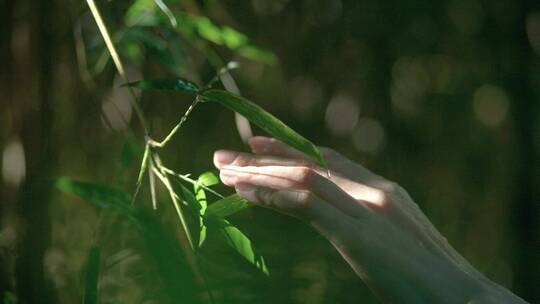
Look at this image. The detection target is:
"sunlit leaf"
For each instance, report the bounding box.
[126,79,199,94]
[207,217,269,275]
[149,157,158,210]
[201,89,327,167]
[82,245,100,304]
[134,144,149,194]
[198,171,219,187]
[206,194,252,219]
[175,13,277,64]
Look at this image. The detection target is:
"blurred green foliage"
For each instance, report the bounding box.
[1,0,540,303]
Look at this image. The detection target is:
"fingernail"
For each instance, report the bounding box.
[213,150,238,168]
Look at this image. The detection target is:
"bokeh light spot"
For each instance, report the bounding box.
[472,84,509,127]
[352,118,385,154]
[2,139,26,188]
[325,94,359,136]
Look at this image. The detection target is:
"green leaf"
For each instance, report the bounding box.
[3,291,17,304]
[135,145,150,193]
[55,177,131,212]
[201,89,327,167]
[125,0,159,27]
[130,207,201,303]
[55,177,201,303]
[175,13,277,64]
[207,217,269,275]
[153,0,177,28]
[198,171,219,187]
[206,194,252,219]
[125,79,199,94]
[82,246,100,304]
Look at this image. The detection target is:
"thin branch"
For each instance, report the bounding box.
[86,0,149,134]
[149,95,202,148]
[160,166,224,198]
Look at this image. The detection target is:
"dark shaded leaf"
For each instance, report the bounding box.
[201,89,327,167]
[55,178,201,303]
[55,177,131,212]
[83,246,100,304]
[206,217,269,275]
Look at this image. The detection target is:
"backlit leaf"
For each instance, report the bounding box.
[201,89,327,167]
[205,194,252,219]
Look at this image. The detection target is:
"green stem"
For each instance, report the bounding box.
[151,164,195,249]
[160,166,224,198]
[86,0,149,134]
[149,95,202,148]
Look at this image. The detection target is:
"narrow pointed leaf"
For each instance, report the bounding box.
[55,178,201,302]
[198,171,219,187]
[206,194,252,219]
[83,245,100,304]
[149,157,158,210]
[207,217,269,275]
[55,177,131,212]
[137,144,149,185]
[125,79,199,94]
[153,0,177,27]
[201,89,326,167]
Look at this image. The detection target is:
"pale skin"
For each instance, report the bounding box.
[213,136,528,304]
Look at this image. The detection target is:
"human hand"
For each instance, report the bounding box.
[213,136,527,303]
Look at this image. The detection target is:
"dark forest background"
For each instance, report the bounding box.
[1,0,540,303]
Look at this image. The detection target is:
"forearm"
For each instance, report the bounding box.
[307,205,528,303]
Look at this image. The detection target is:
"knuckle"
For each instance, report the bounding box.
[256,187,273,205]
[295,191,315,207]
[296,166,316,185]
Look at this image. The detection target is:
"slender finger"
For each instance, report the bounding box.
[214,149,311,170]
[220,165,369,218]
[234,183,317,218]
[249,136,309,160]
[249,136,382,185]
[234,183,361,256]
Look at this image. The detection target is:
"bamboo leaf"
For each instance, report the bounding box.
[82,245,100,304]
[201,89,327,167]
[153,0,177,27]
[206,194,252,219]
[198,171,219,187]
[194,179,207,248]
[55,177,131,212]
[125,79,199,94]
[207,217,269,275]
[175,13,277,64]
[137,144,149,186]
[55,178,201,302]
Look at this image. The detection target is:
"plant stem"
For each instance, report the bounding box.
[149,95,202,148]
[160,166,224,198]
[151,164,195,249]
[86,0,149,134]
